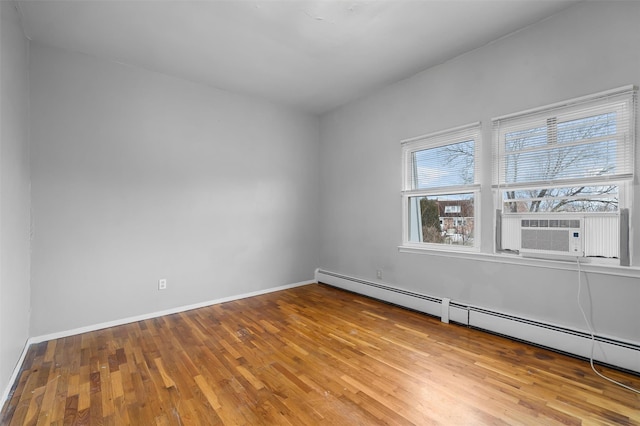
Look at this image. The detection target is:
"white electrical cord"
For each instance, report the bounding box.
[576,257,640,394]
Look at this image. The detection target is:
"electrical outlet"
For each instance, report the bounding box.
[376,269,382,279]
[158,279,167,290]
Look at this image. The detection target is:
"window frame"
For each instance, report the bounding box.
[401,122,482,252]
[491,85,637,263]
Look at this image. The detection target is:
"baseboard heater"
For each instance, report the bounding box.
[316,269,640,374]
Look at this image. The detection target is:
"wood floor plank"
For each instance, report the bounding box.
[2,283,639,425]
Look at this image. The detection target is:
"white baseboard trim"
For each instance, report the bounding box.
[2,279,314,408]
[0,341,31,410]
[30,279,314,344]
[317,269,640,374]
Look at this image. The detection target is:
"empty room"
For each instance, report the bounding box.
[1,0,639,424]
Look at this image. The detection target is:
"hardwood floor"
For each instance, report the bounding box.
[1,283,639,425]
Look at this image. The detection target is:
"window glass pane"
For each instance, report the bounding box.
[408,193,475,246]
[504,140,618,184]
[412,140,474,189]
[505,126,546,151]
[557,112,616,143]
[502,185,618,213]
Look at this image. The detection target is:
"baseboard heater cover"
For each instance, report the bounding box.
[468,308,640,374]
[317,269,640,374]
[317,269,442,317]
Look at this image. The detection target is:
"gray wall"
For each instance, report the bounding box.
[0,1,31,396]
[319,1,640,342]
[29,43,320,336]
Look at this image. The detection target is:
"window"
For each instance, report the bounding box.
[493,86,636,261]
[402,123,481,250]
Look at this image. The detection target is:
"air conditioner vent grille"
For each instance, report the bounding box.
[521,229,570,252]
[521,219,580,228]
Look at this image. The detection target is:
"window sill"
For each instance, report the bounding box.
[401,242,479,253]
[397,245,640,278]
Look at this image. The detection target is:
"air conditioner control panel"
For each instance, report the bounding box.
[569,231,582,254]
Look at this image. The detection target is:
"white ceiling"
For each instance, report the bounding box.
[15,0,580,114]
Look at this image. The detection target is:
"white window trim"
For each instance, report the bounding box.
[401,122,481,252]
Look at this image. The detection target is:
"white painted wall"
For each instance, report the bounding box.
[29,43,320,336]
[0,1,31,398]
[319,2,640,343]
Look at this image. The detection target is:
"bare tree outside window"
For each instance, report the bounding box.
[501,112,619,213]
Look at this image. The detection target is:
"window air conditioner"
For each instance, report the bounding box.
[519,216,583,259]
[498,211,627,263]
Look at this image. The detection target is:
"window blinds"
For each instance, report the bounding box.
[401,122,481,193]
[492,86,637,190]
